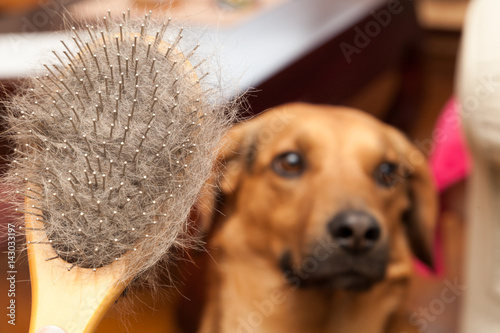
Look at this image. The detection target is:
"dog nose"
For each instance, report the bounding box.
[328,210,381,254]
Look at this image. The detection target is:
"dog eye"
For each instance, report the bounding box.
[374,162,399,187]
[272,152,305,178]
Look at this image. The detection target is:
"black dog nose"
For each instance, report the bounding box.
[328,210,381,254]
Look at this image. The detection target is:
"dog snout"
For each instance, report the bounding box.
[328,210,381,254]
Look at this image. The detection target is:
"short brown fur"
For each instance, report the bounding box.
[198,103,437,333]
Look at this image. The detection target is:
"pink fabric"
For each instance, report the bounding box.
[429,97,471,192]
[415,97,471,276]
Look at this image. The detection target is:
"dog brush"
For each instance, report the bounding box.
[2,12,235,333]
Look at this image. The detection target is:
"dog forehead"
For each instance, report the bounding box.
[254,104,387,149]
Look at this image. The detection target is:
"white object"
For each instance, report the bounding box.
[457,0,500,331]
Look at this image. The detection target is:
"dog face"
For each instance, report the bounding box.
[202,103,437,292]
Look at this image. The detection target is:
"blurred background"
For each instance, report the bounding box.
[0,0,469,332]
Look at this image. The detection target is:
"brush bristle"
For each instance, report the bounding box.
[2,13,237,281]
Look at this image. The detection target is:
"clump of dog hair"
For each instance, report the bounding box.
[1,13,238,284]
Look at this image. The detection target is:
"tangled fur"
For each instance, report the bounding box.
[2,13,237,284]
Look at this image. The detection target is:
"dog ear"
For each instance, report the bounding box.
[388,128,438,270]
[197,122,255,233]
[217,124,253,195]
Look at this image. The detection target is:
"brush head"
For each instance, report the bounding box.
[3,14,237,283]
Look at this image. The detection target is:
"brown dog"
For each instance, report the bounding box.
[198,103,437,333]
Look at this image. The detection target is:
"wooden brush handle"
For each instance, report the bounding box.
[25,197,130,333]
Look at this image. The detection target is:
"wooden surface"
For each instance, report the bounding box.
[416,0,469,31]
[244,0,423,132]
